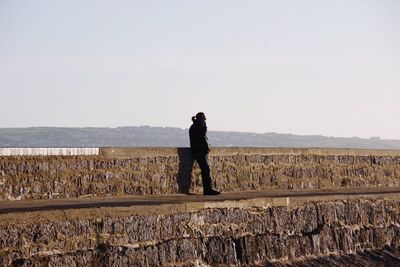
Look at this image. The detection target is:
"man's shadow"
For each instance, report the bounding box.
[177,147,194,194]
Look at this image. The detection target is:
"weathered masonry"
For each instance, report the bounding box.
[0,192,399,266]
[0,147,399,266]
[1,147,400,200]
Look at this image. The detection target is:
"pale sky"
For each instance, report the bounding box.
[0,0,399,139]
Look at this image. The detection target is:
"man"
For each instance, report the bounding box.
[189,112,220,195]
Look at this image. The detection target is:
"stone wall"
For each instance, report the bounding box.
[0,148,99,156]
[0,197,399,266]
[1,148,400,200]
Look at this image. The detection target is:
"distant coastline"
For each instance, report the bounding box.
[0,126,399,149]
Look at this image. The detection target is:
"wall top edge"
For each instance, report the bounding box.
[2,147,400,157]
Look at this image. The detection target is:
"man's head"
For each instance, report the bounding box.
[195,112,206,121]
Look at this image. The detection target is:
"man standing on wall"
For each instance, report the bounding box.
[189,112,221,195]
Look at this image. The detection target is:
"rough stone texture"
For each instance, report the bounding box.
[1,148,400,200]
[0,198,399,266]
[267,245,400,266]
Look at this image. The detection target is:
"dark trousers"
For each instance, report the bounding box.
[192,152,212,190]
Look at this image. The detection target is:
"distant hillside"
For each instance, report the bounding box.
[0,126,400,149]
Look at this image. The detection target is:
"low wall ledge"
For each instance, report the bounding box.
[1,147,400,156]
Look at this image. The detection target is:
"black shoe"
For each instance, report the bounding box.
[204,189,220,195]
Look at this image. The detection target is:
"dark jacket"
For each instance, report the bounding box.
[189,121,210,154]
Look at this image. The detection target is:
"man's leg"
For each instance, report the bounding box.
[195,153,212,191]
[195,153,220,195]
